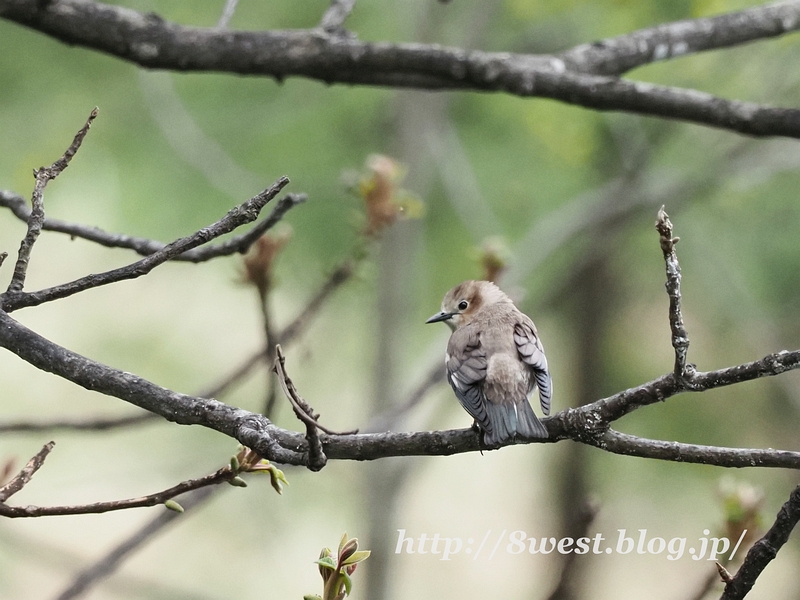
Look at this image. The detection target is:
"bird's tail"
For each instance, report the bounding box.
[482,400,548,446]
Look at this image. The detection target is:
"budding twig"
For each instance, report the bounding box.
[0,443,240,518]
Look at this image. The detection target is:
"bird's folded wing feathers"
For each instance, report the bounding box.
[446,331,490,433]
[513,321,552,415]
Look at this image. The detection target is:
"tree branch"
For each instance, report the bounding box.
[3,1,800,138]
[54,487,218,600]
[560,1,800,76]
[0,413,157,433]
[0,189,305,261]
[0,177,291,312]
[319,0,356,34]
[656,206,691,381]
[721,484,800,599]
[0,463,235,518]
[6,108,97,294]
[2,300,799,467]
[0,441,54,501]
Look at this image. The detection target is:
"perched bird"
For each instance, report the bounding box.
[426,280,552,445]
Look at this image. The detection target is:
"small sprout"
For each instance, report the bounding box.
[164,499,184,513]
[310,534,370,600]
[228,476,248,488]
[348,154,423,238]
[228,447,288,494]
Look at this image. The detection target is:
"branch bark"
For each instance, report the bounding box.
[3,1,800,138]
[1,303,799,468]
[0,177,291,312]
[720,484,800,599]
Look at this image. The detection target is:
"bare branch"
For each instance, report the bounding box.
[593,429,800,470]
[0,177,290,312]
[207,255,359,405]
[4,1,800,138]
[279,257,357,344]
[55,486,218,600]
[721,484,800,599]
[6,108,97,294]
[2,302,800,468]
[273,345,358,470]
[0,413,157,433]
[560,1,800,76]
[0,190,304,262]
[0,441,55,501]
[0,464,235,518]
[656,206,690,381]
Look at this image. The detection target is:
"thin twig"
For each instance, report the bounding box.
[319,0,356,33]
[0,413,157,433]
[656,206,690,382]
[0,191,303,265]
[0,251,7,269]
[0,441,55,502]
[279,258,357,344]
[216,0,238,28]
[205,256,358,405]
[0,463,235,518]
[273,346,325,471]
[6,108,97,294]
[0,177,291,312]
[54,486,219,600]
[720,484,800,599]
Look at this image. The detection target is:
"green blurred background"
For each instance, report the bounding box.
[2,0,800,598]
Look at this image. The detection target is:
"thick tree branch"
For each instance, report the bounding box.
[3,1,800,138]
[2,303,799,467]
[6,108,97,294]
[721,484,800,599]
[0,177,291,312]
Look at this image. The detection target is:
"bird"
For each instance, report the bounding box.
[426,280,552,445]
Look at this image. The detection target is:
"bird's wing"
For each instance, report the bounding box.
[513,320,552,415]
[445,330,490,433]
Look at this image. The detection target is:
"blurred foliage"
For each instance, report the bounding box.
[2,0,800,599]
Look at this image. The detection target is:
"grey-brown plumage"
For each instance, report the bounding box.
[426,280,552,445]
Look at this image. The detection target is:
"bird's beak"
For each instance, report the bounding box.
[426,311,454,324]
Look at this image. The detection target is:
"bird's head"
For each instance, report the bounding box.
[425,280,509,330]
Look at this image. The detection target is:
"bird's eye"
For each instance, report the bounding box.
[457,300,468,311]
